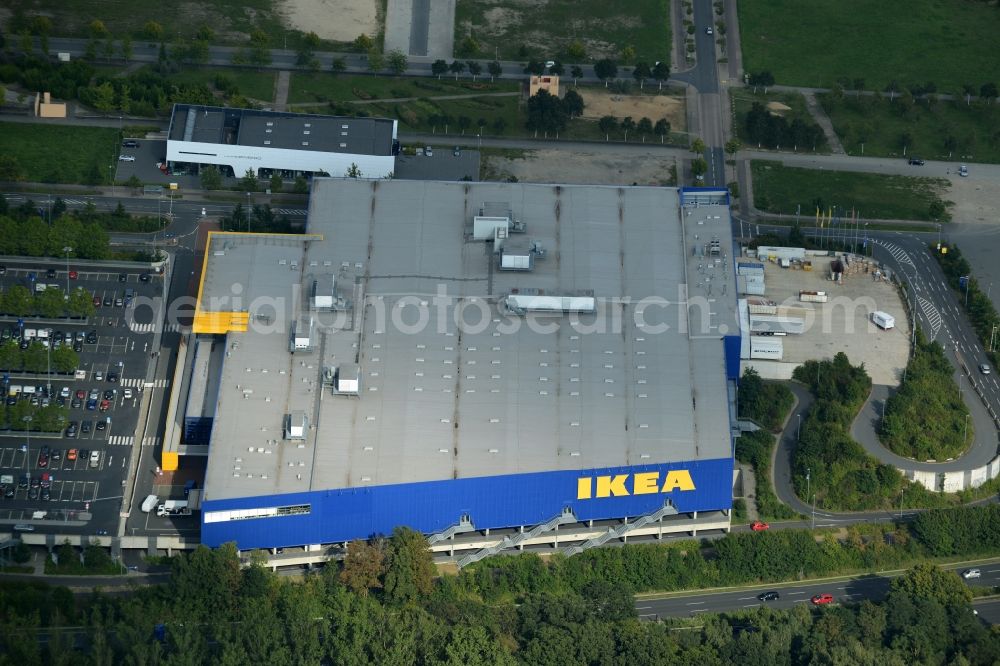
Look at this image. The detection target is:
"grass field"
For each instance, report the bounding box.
[820,94,1000,163]
[168,67,277,103]
[287,74,518,105]
[738,0,1000,90]
[0,122,118,185]
[751,160,951,221]
[730,88,829,151]
[4,0,364,50]
[455,0,670,63]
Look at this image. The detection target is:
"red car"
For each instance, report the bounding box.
[75,389,86,400]
[99,399,110,412]
[68,270,78,279]
[92,295,102,307]
[811,593,834,605]
[751,521,770,531]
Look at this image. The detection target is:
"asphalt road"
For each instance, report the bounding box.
[635,559,1000,619]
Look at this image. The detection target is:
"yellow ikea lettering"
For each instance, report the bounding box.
[660,470,695,492]
[595,475,629,497]
[576,470,696,500]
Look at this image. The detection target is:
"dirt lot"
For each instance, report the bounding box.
[579,89,686,130]
[946,173,1000,225]
[483,146,683,186]
[281,0,379,41]
[744,254,909,385]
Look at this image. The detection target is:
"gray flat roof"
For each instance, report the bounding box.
[168,104,395,156]
[202,181,737,501]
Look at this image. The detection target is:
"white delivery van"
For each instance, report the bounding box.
[871,311,895,330]
[141,494,159,513]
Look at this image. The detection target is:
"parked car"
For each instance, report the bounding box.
[75,389,86,400]
[139,272,152,282]
[81,421,91,434]
[757,590,780,601]
[103,296,112,307]
[93,295,102,307]
[119,273,127,282]
[67,448,78,461]
[86,398,97,411]
[123,140,139,148]
[46,268,57,278]
[65,422,78,437]
[107,372,118,383]
[68,270,78,279]
[96,419,107,431]
[118,154,136,162]
[86,331,98,344]
[811,593,834,605]
[89,450,101,468]
[751,521,770,531]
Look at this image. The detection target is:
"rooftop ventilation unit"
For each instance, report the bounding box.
[310,276,337,310]
[332,364,361,396]
[284,411,307,440]
[501,288,596,315]
[290,315,314,353]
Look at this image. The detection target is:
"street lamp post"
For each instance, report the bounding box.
[899,488,904,519]
[22,415,33,474]
[246,191,252,232]
[63,246,72,297]
[964,413,971,445]
[806,467,811,504]
[797,414,801,441]
[811,493,816,530]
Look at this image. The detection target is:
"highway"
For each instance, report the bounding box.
[635,558,1000,619]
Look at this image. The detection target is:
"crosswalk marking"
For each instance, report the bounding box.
[164,323,186,333]
[917,294,942,338]
[273,208,307,215]
[120,378,170,388]
[128,322,157,334]
[142,436,161,447]
[109,435,133,446]
[874,240,914,268]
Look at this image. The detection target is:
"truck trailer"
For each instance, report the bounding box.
[157,500,191,517]
[871,311,895,330]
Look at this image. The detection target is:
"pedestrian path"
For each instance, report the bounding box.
[128,322,156,334]
[142,436,161,447]
[109,435,133,446]
[802,92,845,154]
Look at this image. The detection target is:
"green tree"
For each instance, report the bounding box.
[526,89,568,134]
[690,137,706,154]
[387,49,408,75]
[890,562,972,608]
[37,287,66,318]
[443,626,516,666]
[339,538,386,596]
[354,34,373,52]
[383,527,434,605]
[89,19,108,38]
[652,61,670,89]
[0,156,25,182]
[121,35,133,62]
[331,56,347,76]
[598,115,617,140]
[67,287,95,318]
[620,116,635,140]
[488,60,502,82]
[467,60,482,80]
[269,172,283,192]
[240,168,259,192]
[345,163,362,178]
[632,61,651,88]
[457,35,479,57]
[367,48,385,75]
[594,58,617,86]
[124,174,142,193]
[562,89,584,117]
[432,59,448,79]
[5,286,36,316]
[449,60,465,79]
[142,21,164,40]
[293,176,309,194]
[654,118,671,143]
[637,116,653,137]
[200,165,223,191]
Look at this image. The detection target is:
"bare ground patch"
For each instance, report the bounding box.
[579,89,686,130]
[484,147,679,187]
[280,0,379,41]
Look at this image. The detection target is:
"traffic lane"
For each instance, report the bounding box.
[743,151,1000,182]
[973,598,1000,625]
[636,564,1000,619]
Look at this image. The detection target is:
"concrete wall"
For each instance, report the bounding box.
[900,454,1000,493]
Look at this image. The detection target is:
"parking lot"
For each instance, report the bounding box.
[0,262,164,532]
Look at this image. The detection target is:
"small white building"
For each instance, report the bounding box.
[166,104,399,180]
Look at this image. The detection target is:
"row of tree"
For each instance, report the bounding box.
[880,328,970,460]
[0,214,110,260]
[0,399,70,433]
[743,101,827,151]
[597,115,672,141]
[933,242,1000,371]
[0,286,95,320]
[1,513,999,663]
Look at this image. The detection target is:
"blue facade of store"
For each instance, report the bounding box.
[201,457,734,550]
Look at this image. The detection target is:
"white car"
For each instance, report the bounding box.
[123,387,134,399]
[961,568,981,579]
[980,363,991,375]
[89,450,101,468]
[959,165,969,177]
[706,26,714,35]
[424,146,433,157]
[118,155,135,162]
[545,60,556,69]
